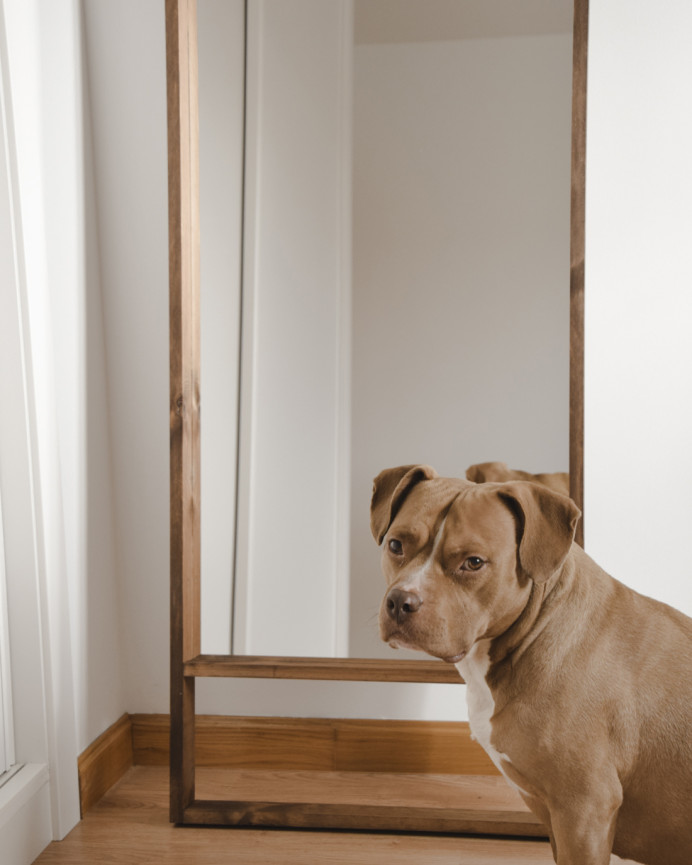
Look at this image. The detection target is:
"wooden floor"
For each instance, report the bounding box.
[34,766,637,864]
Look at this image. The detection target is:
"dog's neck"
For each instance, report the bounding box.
[486,545,581,670]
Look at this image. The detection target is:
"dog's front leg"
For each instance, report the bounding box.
[548,788,622,865]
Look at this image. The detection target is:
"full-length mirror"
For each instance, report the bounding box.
[197,0,575,659]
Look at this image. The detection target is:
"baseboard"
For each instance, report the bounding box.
[78,713,499,815]
[130,714,500,776]
[77,714,134,815]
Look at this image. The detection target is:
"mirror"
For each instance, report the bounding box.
[196,0,575,659]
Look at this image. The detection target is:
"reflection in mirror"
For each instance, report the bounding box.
[198,0,574,659]
[198,0,246,656]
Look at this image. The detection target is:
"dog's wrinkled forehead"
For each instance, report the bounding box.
[443,484,520,550]
[390,478,514,550]
[388,477,473,538]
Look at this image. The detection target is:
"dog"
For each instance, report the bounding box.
[465,460,570,497]
[372,464,692,865]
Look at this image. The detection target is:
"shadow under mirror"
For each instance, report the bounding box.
[198,0,574,660]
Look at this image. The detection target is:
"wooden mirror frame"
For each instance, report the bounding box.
[167,0,588,828]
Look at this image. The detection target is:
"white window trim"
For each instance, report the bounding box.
[0,0,81,857]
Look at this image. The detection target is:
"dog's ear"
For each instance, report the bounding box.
[370,465,438,545]
[497,482,581,583]
[466,461,509,484]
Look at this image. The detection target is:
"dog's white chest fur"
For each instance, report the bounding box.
[456,641,500,762]
[457,641,528,797]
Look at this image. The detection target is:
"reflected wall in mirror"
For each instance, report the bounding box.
[197,0,574,660]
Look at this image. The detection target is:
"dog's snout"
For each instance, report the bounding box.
[386,588,422,624]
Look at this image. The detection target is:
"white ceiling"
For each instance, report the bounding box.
[354,0,573,44]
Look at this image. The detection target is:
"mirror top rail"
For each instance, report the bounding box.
[184,654,464,684]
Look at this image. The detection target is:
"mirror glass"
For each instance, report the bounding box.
[198,0,574,659]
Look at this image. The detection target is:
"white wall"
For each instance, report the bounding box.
[354,0,573,43]
[350,34,572,658]
[584,0,692,617]
[82,0,169,716]
[233,0,352,657]
[72,3,127,756]
[197,0,245,655]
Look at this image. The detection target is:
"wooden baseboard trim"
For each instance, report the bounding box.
[78,714,134,816]
[79,713,499,816]
[130,714,500,776]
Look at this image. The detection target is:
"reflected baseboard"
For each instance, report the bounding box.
[131,713,497,774]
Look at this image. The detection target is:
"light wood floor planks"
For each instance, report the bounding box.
[34,766,637,864]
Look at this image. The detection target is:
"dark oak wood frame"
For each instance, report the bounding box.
[167,0,588,830]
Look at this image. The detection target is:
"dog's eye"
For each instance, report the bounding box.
[388,538,403,555]
[462,556,485,572]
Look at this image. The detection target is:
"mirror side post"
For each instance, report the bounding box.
[166,0,201,824]
[570,0,589,547]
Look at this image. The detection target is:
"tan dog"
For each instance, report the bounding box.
[466,460,570,496]
[372,464,692,865]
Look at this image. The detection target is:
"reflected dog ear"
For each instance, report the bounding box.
[497,482,581,583]
[466,461,510,484]
[370,464,438,545]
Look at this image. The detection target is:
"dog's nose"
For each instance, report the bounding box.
[386,588,422,623]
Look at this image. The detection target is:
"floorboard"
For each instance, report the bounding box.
[34,766,637,864]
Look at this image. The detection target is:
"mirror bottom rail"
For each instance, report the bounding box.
[179,799,547,837]
[183,654,464,684]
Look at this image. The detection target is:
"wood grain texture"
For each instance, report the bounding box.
[77,714,133,816]
[184,654,465,683]
[185,769,541,834]
[35,767,639,864]
[194,769,518,808]
[570,0,588,546]
[333,718,497,775]
[35,766,570,864]
[181,799,544,836]
[166,0,200,823]
[130,714,500,776]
